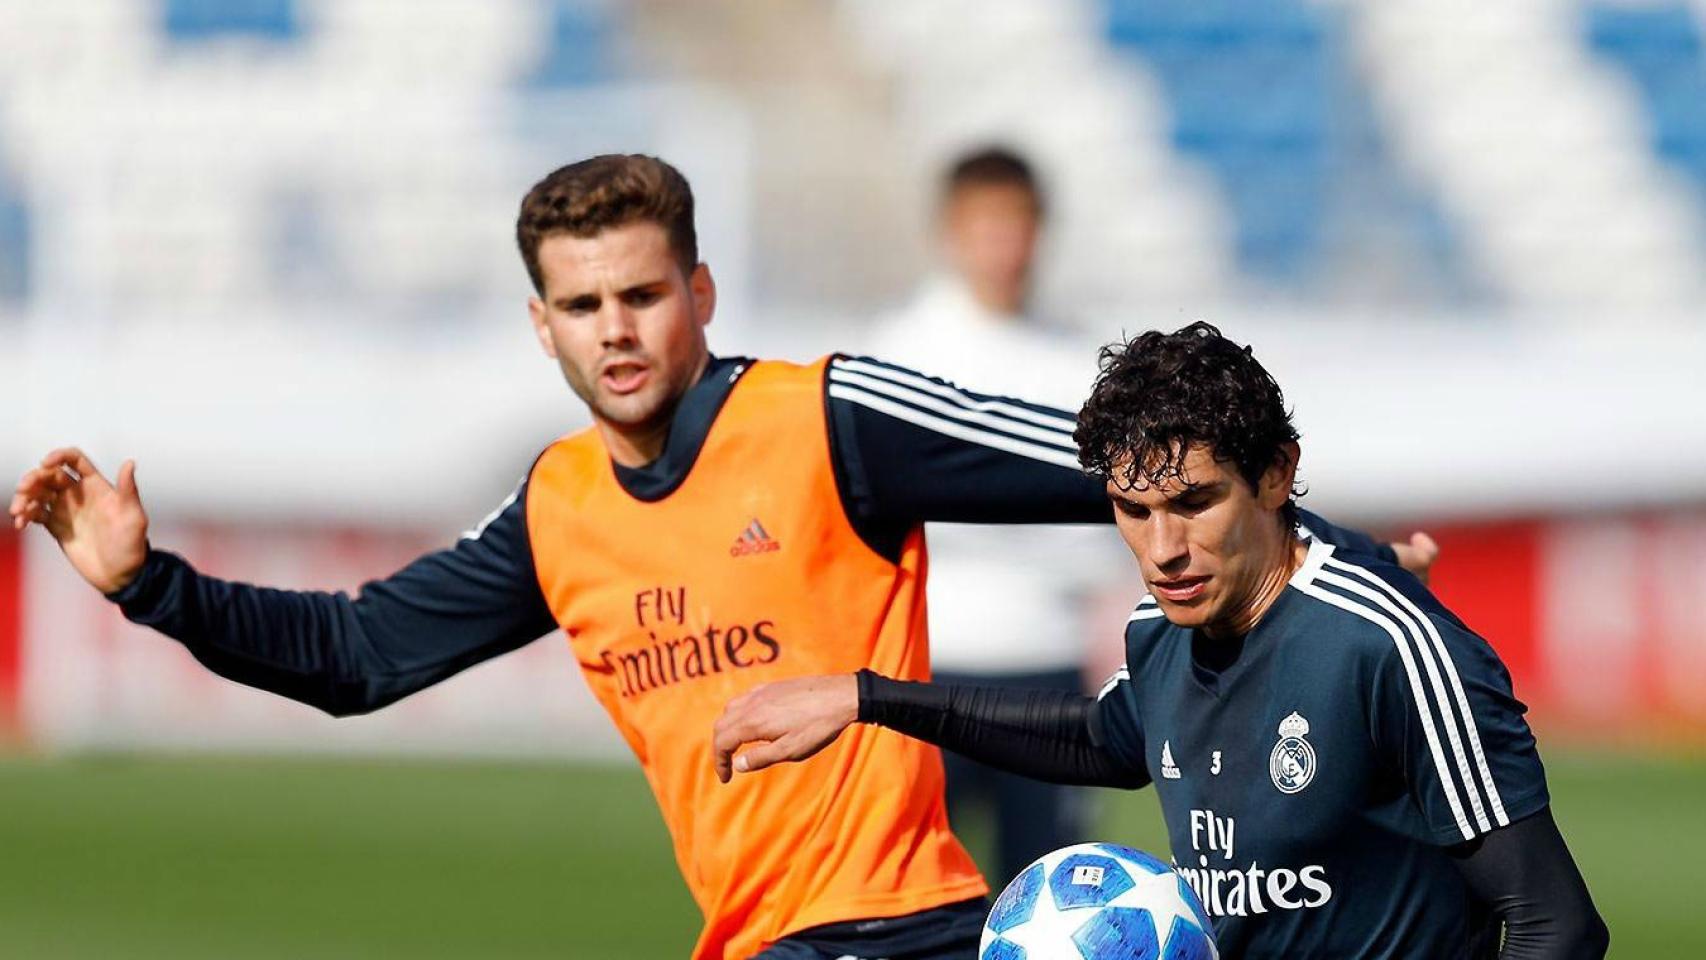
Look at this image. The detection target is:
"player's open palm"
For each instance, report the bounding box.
[9,448,148,595]
[713,674,859,783]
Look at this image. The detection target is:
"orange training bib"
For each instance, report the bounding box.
[526,357,985,959]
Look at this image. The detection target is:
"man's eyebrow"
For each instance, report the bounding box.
[556,292,600,309]
[1168,480,1224,498]
[1106,485,1149,507]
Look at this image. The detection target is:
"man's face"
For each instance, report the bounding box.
[1107,443,1296,635]
[941,182,1040,314]
[528,222,713,441]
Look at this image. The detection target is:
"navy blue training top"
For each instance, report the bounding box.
[1093,537,1549,958]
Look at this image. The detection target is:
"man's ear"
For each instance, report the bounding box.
[690,263,716,328]
[1260,441,1300,510]
[528,296,557,360]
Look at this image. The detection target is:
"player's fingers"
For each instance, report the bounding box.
[41,447,110,490]
[15,498,63,536]
[712,731,736,783]
[10,498,46,529]
[42,467,76,494]
[11,474,66,516]
[732,739,789,775]
[1410,530,1439,560]
[711,710,759,783]
[42,503,72,541]
[39,448,83,472]
[117,459,138,500]
[14,465,69,500]
[1399,530,1440,583]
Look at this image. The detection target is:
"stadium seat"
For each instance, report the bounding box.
[163,0,301,43]
[1100,0,1468,294]
[522,0,621,88]
[0,147,26,304]
[1587,4,1706,215]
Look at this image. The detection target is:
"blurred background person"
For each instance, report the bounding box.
[868,146,1116,887]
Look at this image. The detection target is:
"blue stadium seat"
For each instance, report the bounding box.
[1587,4,1706,215]
[163,0,301,42]
[0,170,28,305]
[523,0,619,88]
[1101,0,1469,294]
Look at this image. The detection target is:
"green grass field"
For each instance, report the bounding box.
[0,750,1696,957]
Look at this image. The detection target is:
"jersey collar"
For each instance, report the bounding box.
[610,354,754,502]
[1289,535,1336,590]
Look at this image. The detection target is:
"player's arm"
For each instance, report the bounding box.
[10,448,557,717]
[1448,808,1608,958]
[1365,584,1605,957]
[823,354,1437,577]
[712,669,1147,789]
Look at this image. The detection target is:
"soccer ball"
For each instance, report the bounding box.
[980,842,1218,960]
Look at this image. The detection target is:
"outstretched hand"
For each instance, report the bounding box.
[712,674,860,783]
[1390,531,1441,584]
[9,447,149,594]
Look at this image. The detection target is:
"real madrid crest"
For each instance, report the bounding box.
[1269,711,1316,794]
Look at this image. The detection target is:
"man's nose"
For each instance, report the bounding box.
[1148,514,1189,570]
[598,304,638,348]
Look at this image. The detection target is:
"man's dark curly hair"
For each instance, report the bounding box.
[1074,321,1302,530]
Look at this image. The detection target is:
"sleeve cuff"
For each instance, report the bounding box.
[854,668,879,723]
[1433,784,1551,847]
[104,547,172,612]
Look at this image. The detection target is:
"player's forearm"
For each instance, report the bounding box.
[106,487,555,717]
[1449,807,1609,959]
[111,546,549,717]
[109,549,402,715]
[855,670,1146,788]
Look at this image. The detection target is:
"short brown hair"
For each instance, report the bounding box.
[942,146,1045,216]
[516,154,698,293]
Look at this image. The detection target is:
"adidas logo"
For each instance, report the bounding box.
[1161,740,1181,780]
[729,518,781,557]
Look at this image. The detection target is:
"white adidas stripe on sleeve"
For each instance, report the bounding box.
[460,481,522,542]
[834,357,1078,433]
[1294,577,1478,841]
[1324,557,1510,827]
[1317,567,1493,834]
[830,369,1076,451]
[827,382,1082,470]
[1097,666,1131,700]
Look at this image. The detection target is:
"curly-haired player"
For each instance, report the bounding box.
[716,322,1608,958]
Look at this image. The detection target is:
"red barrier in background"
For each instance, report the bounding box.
[0,531,20,738]
[1415,510,1706,743]
[8,513,1706,750]
[1425,520,1543,707]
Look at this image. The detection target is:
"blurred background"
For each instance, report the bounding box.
[1,0,1704,956]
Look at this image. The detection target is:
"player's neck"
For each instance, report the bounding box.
[599,418,673,468]
[596,355,711,467]
[965,278,1027,318]
[1205,534,1307,640]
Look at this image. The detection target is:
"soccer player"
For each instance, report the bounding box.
[11,157,1418,960]
[713,323,1608,958]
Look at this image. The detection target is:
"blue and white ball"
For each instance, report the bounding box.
[980,842,1217,960]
